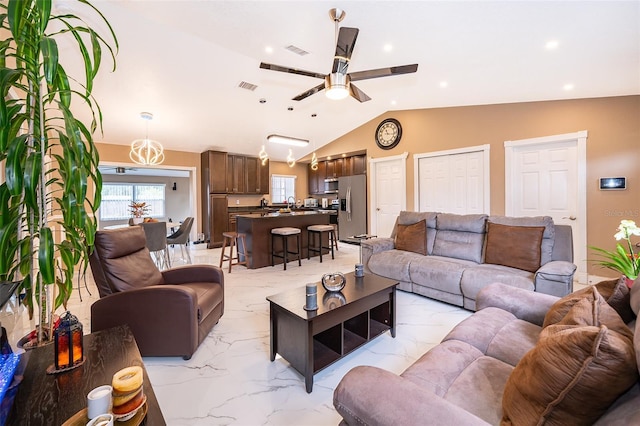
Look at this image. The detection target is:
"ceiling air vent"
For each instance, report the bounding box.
[238,81,258,91]
[285,45,309,56]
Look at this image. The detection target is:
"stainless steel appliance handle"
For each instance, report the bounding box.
[346,186,351,221]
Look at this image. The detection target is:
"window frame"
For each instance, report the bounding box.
[270,174,297,205]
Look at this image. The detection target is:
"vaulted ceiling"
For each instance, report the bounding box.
[60,1,640,162]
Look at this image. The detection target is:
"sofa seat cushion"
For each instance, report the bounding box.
[402,339,511,425]
[368,250,423,283]
[409,255,475,295]
[183,282,224,323]
[443,307,541,366]
[461,264,534,302]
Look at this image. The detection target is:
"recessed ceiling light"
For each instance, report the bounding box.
[383,43,393,52]
[545,40,559,50]
[440,81,448,88]
[265,46,273,54]
[390,100,397,106]
[563,83,574,91]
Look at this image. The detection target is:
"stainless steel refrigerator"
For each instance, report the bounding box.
[338,175,367,242]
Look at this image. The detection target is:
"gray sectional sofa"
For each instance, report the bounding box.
[334,279,640,425]
[361,211,577,310]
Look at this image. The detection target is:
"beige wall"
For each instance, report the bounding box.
[309,95,640,276]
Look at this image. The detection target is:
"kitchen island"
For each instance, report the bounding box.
[237,211,333,269]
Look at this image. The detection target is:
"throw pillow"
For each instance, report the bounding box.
[594,277,635,323]
[395,220,427,255]
[544,280,635,327]
[484,222,544,273]
[552,286,633,341]
[501,324,638,426]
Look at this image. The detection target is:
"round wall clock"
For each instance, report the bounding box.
[375,118,402,150]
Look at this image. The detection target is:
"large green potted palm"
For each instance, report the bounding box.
[0,0,117,345]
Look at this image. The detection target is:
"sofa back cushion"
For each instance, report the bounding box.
[93,227,165,294]
[391,211,438,254]
[432,213,487,263]
[488,215,554,265]
[395,220,427,255]
[484,223,544,273]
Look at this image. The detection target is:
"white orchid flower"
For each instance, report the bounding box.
[615,220,640,240]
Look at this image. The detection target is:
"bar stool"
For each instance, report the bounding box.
[271,227,302,270]
[307,224,338,263]
[219,231,248,273]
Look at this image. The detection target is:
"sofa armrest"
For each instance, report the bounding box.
[334,366,489,426]
[161,264,224,286]
[534,260,576,297]
[476,283,559,326]
[361,238,395,271]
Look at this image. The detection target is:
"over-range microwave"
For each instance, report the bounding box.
[324,178,338,194]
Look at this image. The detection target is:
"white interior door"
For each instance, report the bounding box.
[414,145,490,214]
[505,131,587,283]
[370,153,407,238]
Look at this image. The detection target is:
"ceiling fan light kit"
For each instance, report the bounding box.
[259,8,418,103]
[325,74,349,100]
[267,134,309,147]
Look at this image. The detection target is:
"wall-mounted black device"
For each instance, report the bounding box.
[599,177,626,190]
[172,182,177,191]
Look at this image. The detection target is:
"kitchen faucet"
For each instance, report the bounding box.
[287,196,296,210]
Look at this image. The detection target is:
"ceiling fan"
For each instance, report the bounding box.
[260,8,418,103]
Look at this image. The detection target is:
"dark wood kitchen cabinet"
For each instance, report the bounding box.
[245,156,270,194]
[208,194,228,248]
[227,154,246,194]
[308,161,327,195]
[326,158,344,179]
[201,150,228,193]
[351,154,366,175]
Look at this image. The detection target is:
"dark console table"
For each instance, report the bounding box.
[267,272,397,392]
[6,325,165,425]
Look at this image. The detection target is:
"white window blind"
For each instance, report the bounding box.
[100,183,165,220]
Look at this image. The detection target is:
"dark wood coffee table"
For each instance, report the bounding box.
[267,272,398,392]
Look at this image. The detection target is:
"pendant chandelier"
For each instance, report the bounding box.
[259,145,269,165]
[287,149,296,167]
[130,112,164,165]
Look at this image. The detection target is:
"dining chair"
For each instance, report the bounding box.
[167,217,194,264]
[140,221,171,270]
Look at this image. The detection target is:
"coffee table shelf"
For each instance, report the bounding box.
[267,272,397,392]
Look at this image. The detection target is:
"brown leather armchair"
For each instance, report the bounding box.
[89,226,224,359]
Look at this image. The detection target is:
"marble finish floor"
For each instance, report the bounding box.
[1,243,471,425]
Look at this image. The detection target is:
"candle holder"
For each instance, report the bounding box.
[47,311,85,374]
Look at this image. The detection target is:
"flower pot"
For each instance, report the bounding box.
[132,217,143,225]
[624,276,635,288]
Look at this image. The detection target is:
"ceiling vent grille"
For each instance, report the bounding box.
[285,45,309,56]
[238,81,258,91]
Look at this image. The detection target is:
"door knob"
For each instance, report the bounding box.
[562,216,577,220]
[376,208,380,211]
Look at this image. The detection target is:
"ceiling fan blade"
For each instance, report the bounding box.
[349,83,371,103]
[293,82,326,101]
[260,62,326,80]
[332,27,359,74]
[349,64,419,82]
